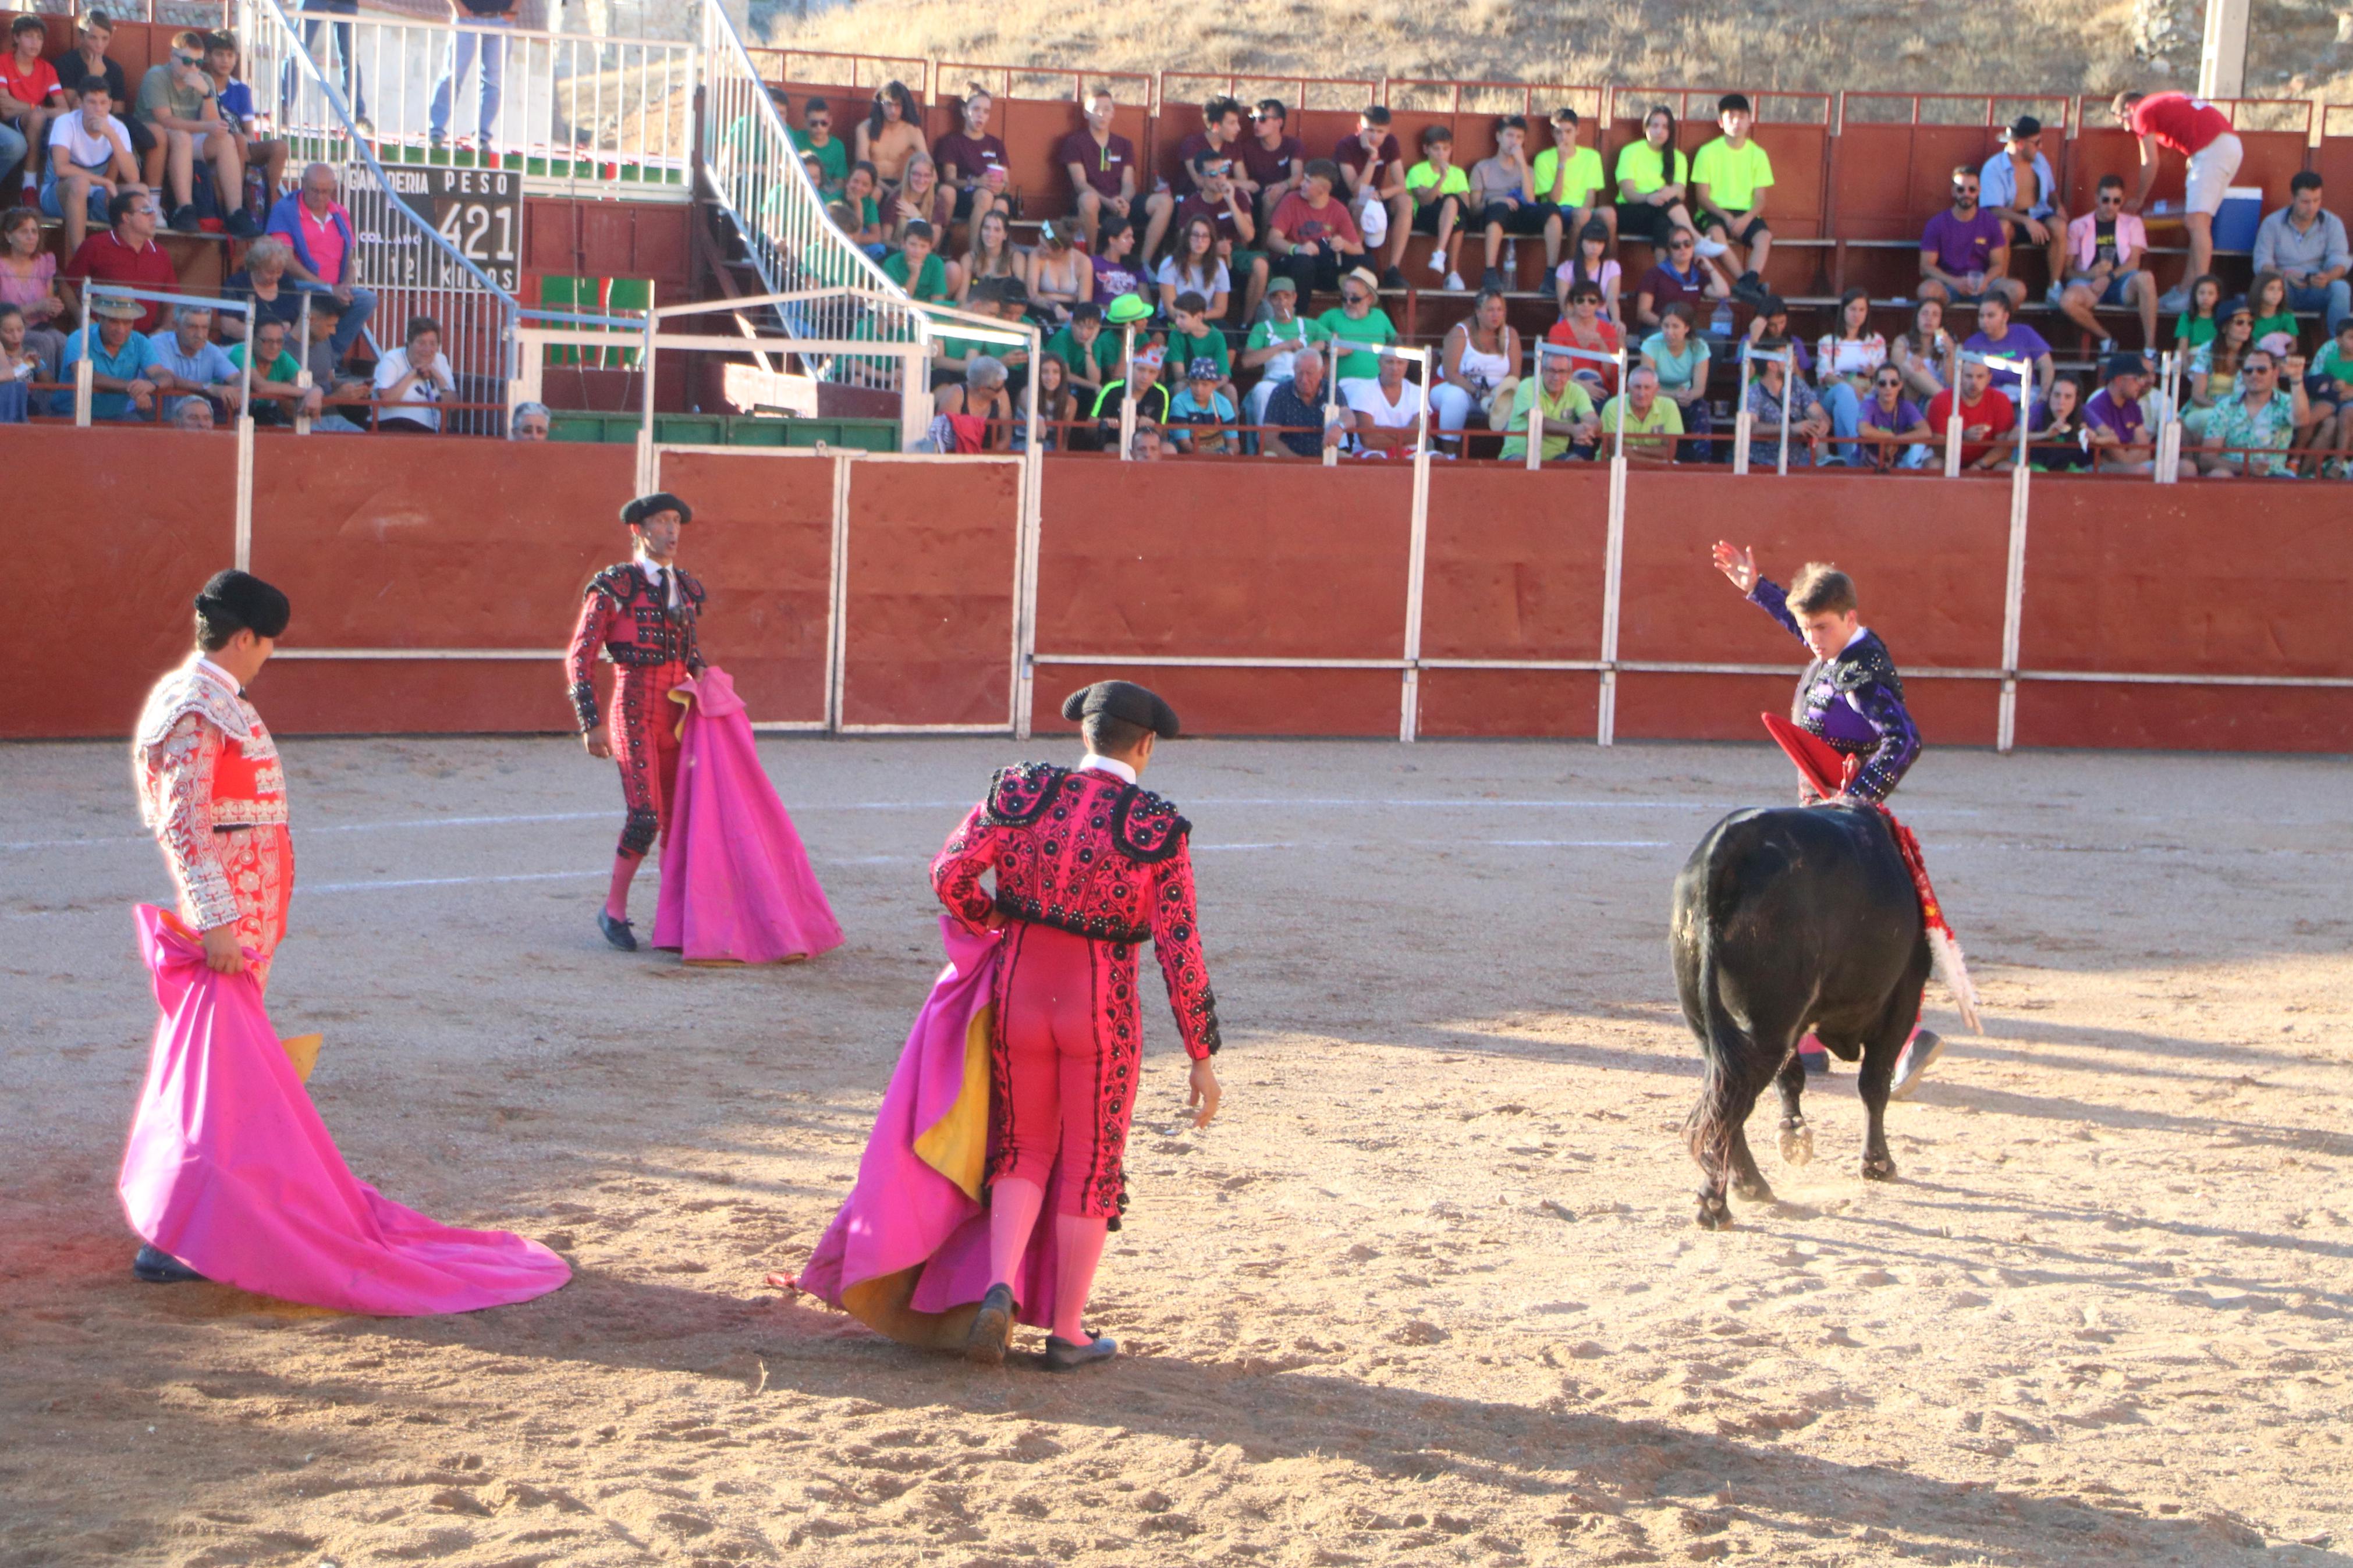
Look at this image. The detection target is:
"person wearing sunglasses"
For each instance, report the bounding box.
[2057,172,2158,351]
[1978,115,2067,297]
[1634,225,1729,332]
[134,29,259,237]
[1238,99,1304,233]
[1857,365,1933,470]
[1917,164,2021,310]
[2195,346,2308,478]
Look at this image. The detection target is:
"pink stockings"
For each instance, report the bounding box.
[605,853,639,920]
[986,1177,1108,1343]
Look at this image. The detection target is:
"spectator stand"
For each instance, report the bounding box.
[2059,93,2315,292]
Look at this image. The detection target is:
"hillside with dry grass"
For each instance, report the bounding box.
[750,0,2353,107]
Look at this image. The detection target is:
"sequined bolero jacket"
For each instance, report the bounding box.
[931,762,1222,1058]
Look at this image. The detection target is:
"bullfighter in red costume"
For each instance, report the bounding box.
[567,492,705,951]
[931,681,1223,1371]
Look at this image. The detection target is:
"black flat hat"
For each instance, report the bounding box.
[621,491,693,528]
[194,569,290,639]
[1061,680,1180,739]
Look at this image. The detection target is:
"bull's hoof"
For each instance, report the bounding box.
[1696,1191,1734,1229]
[1778,1119,1815,1166]
[1861,1151,1898,1182]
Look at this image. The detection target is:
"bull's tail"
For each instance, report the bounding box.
[1683,880,1751,1168]
[1927,925,1982,1036]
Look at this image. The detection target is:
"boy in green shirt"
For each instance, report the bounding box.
[792,97,849,194]
[1531,106,1610,269]
[884,221,950,303]
[1045,301,1121,401]
[1163,290,1233,401]
[1404,123,1470,291]
[1691,92,1774,303]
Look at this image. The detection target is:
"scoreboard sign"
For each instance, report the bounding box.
[348,164,522,292]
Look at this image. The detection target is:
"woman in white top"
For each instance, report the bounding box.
[372,315,458,433]
[1815,287,1889,467]
[1553,218,1622,325]
[1431,286,1521,450]
[1155,215,1231,321]
[1341,347,1426,457]
[1024,219,1092,325]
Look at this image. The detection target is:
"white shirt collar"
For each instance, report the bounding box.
[637,554,668,583]
[1842,624,1871,652]
[194,656,241,694]
[1078,752,1137,784]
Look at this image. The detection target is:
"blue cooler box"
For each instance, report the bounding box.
[2214,186,2264,253]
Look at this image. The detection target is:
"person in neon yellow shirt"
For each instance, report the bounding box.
[1404,123,1470,291]
[1531,106,1609,270]
[1692,91,1774,303]
[1598,364,1685,464]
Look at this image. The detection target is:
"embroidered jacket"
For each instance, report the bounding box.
[1749,577,1921,802]
[131,656,290,932]
[931,762,1222,1058]
[565,561,707,731]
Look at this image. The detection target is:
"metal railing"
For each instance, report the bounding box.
[698,0,924,392]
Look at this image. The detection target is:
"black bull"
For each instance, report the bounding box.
[1670,803,1929,1229]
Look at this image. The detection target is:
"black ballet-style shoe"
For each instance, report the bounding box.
[598,910,637,951]
[1042,1333,1117,1371]
[966,1283,1015,1366]
[132,1243,205,1284]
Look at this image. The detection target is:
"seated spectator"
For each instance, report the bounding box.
[147,302,239,421]
[2196,346,2306,477]
[171,392,212,429]
[1889,296,1954,402]
[1471,114,1548,293]
[2058,173,2157,351]
[1014,351,1075,452]
[2173,272,2224,351]
[1130,420,1166,461]
[509,399,551,440]
[1167,357,1238,454]
[1158,216,1233,322]
[227,315,314,427]
[1692,94,1773,303]
[56,293,157,418]
[1045,300,1119,403]
[1,14,63,204]
[1925,353,2017,471]
[2303,315,2353,474]
[1742,296,1812,380]
[219,234,306,343]
[1960,293,2053,409]
[1615,104,1715,255]
[1532,106,1609,271]
[40,76,135,257]
[373,314,457,433]
[293,289,370,432]
[1432,286,1520,451]
[1268,159,1365,298]
[932,353,1012,452]
[1057,86,1137,251]
[1546,280,1621,397]
[1240,275,1330,433]
[1743,343,1829,468]
[829,161,886,257]
[55,10,155,169]
[1259,343,1348,457]
[1633,227,1729,332]
[792,97,847,195]
[1497,348,1598,463]
[1979,115,2066,298]
[884,219,952,304]
[2085,351,2195,477]
[1857,365,1933,470]
[267,162,375,367]
[2247,270,2299,356]
[1146,95,1247,265]
[137,29,259,237]
[2025,373,2092,471]
[1598,364,1682,464]
[932,84,1010,239]
[63,185,174,332]
[1085,343,1172,449]
[1555,218,1621,323]
[1815,287,1887,467]
[853,79,926,191]
[0,204,68,372]
[1164,289,1231,394]
[1087,214,1148,311]
[2185,298,2255,433]
[1917,166,2022,310]
[1240,99,1304,235]
[1174,152,1266,323]
[203,33,285,208]
[1403,125,1469,291]
[959,207,1023,305]
[0,303,29,421]
[1339,106,1411,288]
[1638,301,1713,460]
[1317,265,1396,382]
[1340,346,1427,457]
[1024,219,1091,325]
[2254,171,2351,337]
[888,154,953,253]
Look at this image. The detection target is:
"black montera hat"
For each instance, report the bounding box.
[194,569,290,639]
[1061,680,1180,739]
[621,491,693,528]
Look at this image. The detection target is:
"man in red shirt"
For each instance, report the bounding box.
[1924,354,2018,471]
[2114,90,2243,307]
[63,186,178,331]
[0,14,65,200]
[1056,86,1137,252]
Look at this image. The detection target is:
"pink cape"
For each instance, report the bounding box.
[118,905,573,1315]
[791,918,1069,1346]
[652,666,844,965]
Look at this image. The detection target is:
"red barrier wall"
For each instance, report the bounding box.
[842,458,1020,727]
[656,451,835,724]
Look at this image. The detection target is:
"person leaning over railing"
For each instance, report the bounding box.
[1856,364,1933,470]
[1084,342,1172,451]
[1497,346,1598,464]
[1599,364,1682,465]
[2025,372,2092,472]
[1744,342,1830,468]
[294,290,370,432]
[1167,355,1240,456]
[1259,342,1348,458]
[1337,346,1424,458]
[266,163,373,369]
[218,234,302,344]
[1012,351,1074,453]
[145,301,239,423]
[56,292,157,418]
[227,315,313,428]
[2194,346,2307,478]
[1924,352,2011,472]
[372,314,456,434]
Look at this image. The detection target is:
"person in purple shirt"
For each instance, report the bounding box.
[1088,214,1146,305]
[1856,365,1933,468]
[1917,166,2024,309]
[2084,351,2197,477]
[1960,293,2053,408]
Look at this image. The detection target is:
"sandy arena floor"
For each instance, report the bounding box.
[1,733,2348,1567]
